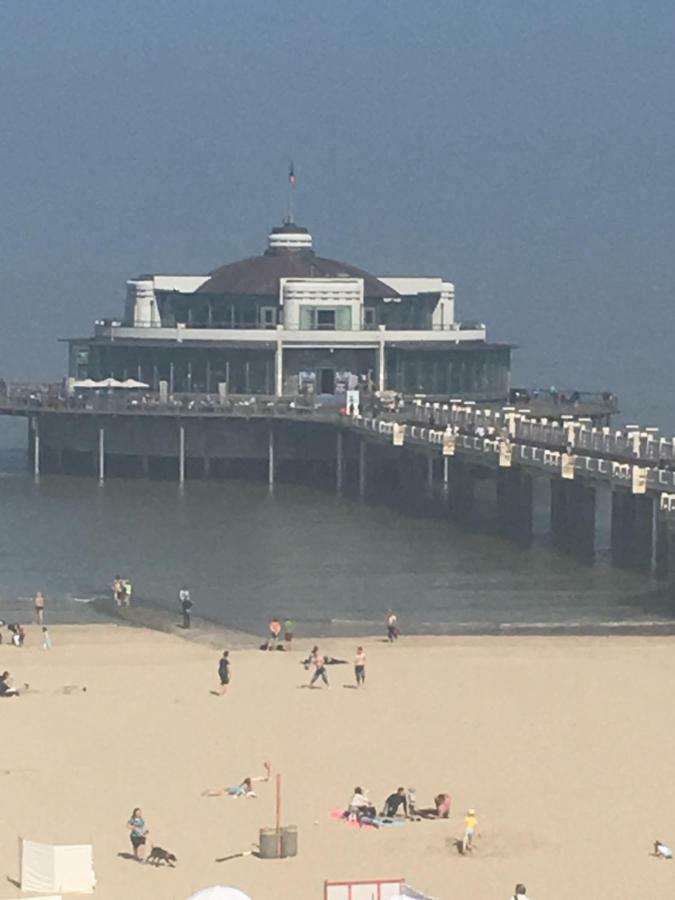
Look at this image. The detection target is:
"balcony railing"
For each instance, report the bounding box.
[94,319,486,334]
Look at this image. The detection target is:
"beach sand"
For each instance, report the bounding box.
[1,625,674,900]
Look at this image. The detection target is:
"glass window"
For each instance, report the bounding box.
[317,309,336,330]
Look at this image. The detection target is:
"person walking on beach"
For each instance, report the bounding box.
[354,646,366,688]
[179,587,192,629]
[462,808,478,854]
[309,647,329,688]
[283,618,294,646]
[127,807,149,861]
[34,591,45,626]
[218,650,230,695]
[386,609,399,642]
[123,579,133,607]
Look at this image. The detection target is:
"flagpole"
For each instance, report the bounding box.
[287,161,295,224]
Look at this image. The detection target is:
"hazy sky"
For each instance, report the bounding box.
[1,0,674,426]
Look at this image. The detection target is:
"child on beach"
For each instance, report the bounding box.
[217,650,230,695]
[42,626,52,650]
[654,840,673,859]
[0,671,20,697]
[462,809,478,853]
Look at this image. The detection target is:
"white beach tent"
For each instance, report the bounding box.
[20,838,95,893]
[186,888,252,900]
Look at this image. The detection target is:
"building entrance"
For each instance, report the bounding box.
[319,368,335,394]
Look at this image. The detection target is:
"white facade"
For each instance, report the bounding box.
[377,276,455,327]
[126,275,209,327]
[280,277,364,330]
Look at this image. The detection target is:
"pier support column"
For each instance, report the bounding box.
[550,479,596,562]
[426,454,434,496]
[178,424,185,484]
[496,468,534,547]
[448,459,475,524]
[268,424,275,492]
[611,491,654,572]
[141,455,150,476]
[32,416,40,479]
[443,457,449,495]
[98,425,105,483]
[654,507,670,578]
[203,456,211,479]
[358,437,367,499]
[336,430,344,494]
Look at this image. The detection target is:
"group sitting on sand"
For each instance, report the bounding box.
[342,786,452,826]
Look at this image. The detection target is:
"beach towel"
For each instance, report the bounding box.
[330,810,405,829]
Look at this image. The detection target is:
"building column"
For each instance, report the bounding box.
[98,425,105,483]
[336,430,344,493]
[268,424,275,491]
[32,416,40,479]
[377,329,386,391]
[178,423,185,484]
[275,331,284,398]
[169,361,175,395]
[359,437,367,499]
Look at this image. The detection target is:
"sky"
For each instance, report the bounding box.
[1,0,674,427]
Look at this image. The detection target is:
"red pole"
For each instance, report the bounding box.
[276,773,281,857]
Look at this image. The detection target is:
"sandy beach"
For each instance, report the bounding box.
[2,624,675,900]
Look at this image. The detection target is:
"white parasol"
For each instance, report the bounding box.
[185,888,252,900]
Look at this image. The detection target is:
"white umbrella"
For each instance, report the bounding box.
[72,379,100,389]
[185,888,252,900]
[121,378,150,389]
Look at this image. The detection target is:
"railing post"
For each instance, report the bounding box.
[275,328,284,398]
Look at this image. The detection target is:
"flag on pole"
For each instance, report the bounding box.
[288,162,296,186]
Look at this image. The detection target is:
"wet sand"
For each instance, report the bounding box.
[1,625,674,899]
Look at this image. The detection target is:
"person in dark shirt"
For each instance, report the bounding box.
[382,786,408,818]
[217,650,230,695]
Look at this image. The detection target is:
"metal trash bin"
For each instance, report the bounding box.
[281,825,298,857]
[259,827,280,859]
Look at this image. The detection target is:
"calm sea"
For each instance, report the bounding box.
[0,419,673,638]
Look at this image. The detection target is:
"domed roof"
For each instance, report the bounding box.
[197,221,399,299]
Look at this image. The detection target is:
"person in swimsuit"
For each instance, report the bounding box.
[113,577,125,607]
[354,646,366,688]
[309,647,328,687]
[127,807,149,861]
[202,762,271,797]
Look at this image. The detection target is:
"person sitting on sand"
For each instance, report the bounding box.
[268,618,282,650]
[462,808,478,853]
[654,840,673,859]
[8,624,25,647]
[127,807,149,861]
[0,671,19,697]
[382,787,408,818]
[346,787,377,821]
[203,762,271,798]
[511,885,531,899]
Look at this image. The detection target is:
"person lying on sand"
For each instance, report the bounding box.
[202,762,271,798]
[415,792,451,819]
[654,840,673,859]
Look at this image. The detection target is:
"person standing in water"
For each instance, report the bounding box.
[354,646,366,688]
[113,576,125,607]
[179,587,192,629]
[218,650,230,695]
[123,579,133,607]
[34,591,45,626]
[386,609,399,642]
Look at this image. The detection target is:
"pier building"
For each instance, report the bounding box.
[67,220,510,402]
